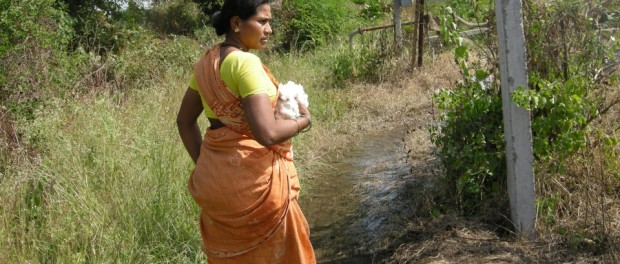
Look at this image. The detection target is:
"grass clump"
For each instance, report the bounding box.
[1,79,206,262]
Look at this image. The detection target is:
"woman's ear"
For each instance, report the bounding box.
[230,16,242,33]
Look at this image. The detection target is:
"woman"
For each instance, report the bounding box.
[176,0,316,263]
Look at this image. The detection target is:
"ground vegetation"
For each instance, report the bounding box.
[1,0,618,263]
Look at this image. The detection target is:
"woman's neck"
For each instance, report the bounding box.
[222,37,248,52]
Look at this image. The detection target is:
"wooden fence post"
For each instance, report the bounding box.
[416,0,425,67]
[411,0,419,69]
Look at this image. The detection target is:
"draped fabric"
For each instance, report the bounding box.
[188,44,315,263]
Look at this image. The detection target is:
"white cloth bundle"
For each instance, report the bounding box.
[276,81,309,119]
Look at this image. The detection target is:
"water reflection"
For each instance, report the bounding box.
[299,128,417,263]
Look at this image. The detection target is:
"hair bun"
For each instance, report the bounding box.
[212,11,222,28]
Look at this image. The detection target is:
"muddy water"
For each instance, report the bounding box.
[299,128,419,263]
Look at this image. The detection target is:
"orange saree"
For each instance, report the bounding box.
[187,45,315,264]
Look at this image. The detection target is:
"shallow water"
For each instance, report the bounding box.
[299,128,419,263]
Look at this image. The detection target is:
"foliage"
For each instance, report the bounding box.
[147,0,205,36]
[442,0,491,23]
[431,2,506,214]
[59,0,124,18]
[276,0,358,49]
[0,0,74,57]
[56,0,137,53]
[431,43,506,214]
[524,0,613,81]
[107,33,202,90]
[1,82,206,263]
[0,0,77,120]
[152,0,223,16]
[330,33,393,86]
[431,0,620,222]
[190,0,224,16]
[511,76,595,164]
[358,0,390,20]
[514,0,619,170]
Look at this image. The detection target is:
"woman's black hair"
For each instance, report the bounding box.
[211,0,271,36]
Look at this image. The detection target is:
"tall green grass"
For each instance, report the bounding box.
[0,29,212,261]
[1,76,207,262]
[0,0,398,261]
[0,32,383,262]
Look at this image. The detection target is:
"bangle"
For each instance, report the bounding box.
[292,118,301,136]
[298,115,312,133]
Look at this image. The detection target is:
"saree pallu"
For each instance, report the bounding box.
[187,45,315,263]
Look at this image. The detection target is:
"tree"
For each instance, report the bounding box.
[191,0,223,15]
[56,0,136,53]
[58,0,124,17]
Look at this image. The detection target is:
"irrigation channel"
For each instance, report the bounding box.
[300,127,432,263]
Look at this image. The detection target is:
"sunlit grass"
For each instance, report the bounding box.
[0,38,363,262]
[1,72,207,262]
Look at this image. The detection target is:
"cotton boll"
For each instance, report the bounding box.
[276,94,299,119]
[293,85,309,108]
[276,81,309,119]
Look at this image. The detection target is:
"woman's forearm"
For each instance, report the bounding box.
[262,117,310,145]
[177,88,204,164]
[178,122,202,164]
[243,94,312,146]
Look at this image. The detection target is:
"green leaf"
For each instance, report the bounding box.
[455,46,468,59]
[475,69,489,81]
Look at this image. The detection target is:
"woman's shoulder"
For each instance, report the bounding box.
[223,51,262,66]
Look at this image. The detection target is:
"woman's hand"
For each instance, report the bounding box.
[243,94,313,146]
[297,99,311,120]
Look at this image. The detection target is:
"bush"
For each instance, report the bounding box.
[147,0,205,36]
[330,35,392,85]
[0,0,78,119]
[431,65,506,215]
[432,0,620,239]
[107,33,201,91]
[0,0,74,58]
[275,0,358,49]
[359,0,390,20]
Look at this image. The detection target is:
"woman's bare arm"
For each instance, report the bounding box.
[177,88,204,164]
[243,94,311,146]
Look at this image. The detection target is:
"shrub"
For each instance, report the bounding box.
[431,58,506,215]
[107,34,201,91]
[275,0,358,49]
[0,0,78,119]
[330,35,392,86]
[0,0,74,58]
[147,0,205,36]
[431,0,620,238]
[359,0,390,20]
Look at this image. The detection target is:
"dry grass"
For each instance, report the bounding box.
[281,38,618,262]
[375,55,620,264]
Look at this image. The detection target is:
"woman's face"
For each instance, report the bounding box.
[237,4,272,50]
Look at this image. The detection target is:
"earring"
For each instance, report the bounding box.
[234,28,239,33]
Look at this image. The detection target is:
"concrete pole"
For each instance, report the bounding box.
[494,0,536,239]
[393,0,403,48]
